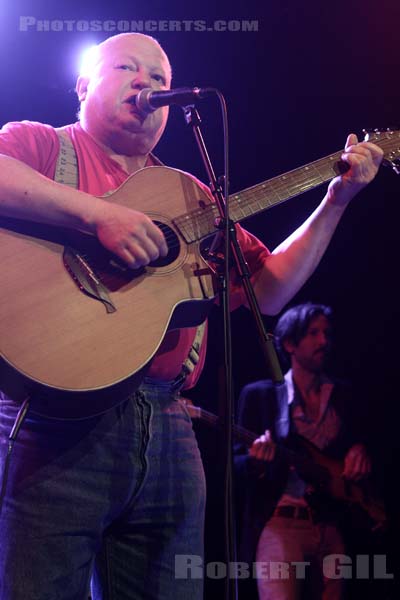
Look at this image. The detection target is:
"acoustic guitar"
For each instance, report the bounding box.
[1,129,399,416]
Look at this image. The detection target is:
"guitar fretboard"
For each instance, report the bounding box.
[173,151,342,244]
[173,129,400,244]
[189,405,257,446]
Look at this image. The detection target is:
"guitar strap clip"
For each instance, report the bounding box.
[172,322,206,390]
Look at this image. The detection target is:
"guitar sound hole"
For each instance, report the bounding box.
[149,221,180,267]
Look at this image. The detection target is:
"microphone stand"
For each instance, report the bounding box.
[182,101,284,600]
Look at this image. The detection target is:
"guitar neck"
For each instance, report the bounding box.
[174,152,340,243]
[172,128,400,244]
[228,151,341,222]
[187,404,257,446]
[187,403,340,486]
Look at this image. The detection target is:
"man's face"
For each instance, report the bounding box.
[78,34,172,154]
[285,314,332,373]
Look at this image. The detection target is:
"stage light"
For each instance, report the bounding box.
[78,44,99,76]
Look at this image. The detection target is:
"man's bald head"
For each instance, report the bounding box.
[79,33,171,81]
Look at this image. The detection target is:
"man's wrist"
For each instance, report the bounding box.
[80,195,109,234]
[326,177,365,208]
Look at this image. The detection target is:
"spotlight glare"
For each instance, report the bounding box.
[79,45,99,76]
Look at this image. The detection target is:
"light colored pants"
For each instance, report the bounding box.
[255,511,345,600]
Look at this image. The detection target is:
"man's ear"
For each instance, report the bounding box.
[76,76,89,102]
[283,339,295,355]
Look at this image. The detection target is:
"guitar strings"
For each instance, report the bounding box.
[95,134,400,255]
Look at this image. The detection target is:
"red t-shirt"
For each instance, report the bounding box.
[0,120,270,388]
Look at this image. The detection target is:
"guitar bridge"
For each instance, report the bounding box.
[63,246,117,313]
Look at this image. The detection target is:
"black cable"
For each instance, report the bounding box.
[0,396,30,517]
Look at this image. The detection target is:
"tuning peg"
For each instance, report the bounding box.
[362,128,383,142]
[362,128,373,141]
[362,127,400,142]
[383,158,400,175]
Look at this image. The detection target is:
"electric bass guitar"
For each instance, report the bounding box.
[185,400,388,531]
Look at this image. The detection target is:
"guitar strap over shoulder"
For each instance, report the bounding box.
[54,127,78,188]
[53,127,206,390]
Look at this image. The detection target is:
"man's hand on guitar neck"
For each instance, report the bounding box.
[327,133,384,208]
[342,443,371,482]
[251,134,383,316]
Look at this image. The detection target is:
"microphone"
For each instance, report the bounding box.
[133,87,215,114]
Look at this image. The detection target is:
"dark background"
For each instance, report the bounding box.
[1,1,399,598]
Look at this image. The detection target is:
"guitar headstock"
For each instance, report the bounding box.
[363,128,400,175]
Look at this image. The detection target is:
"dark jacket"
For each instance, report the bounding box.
[234,377,361,563]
